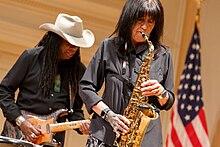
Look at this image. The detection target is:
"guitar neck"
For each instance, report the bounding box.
[49,120,82,133]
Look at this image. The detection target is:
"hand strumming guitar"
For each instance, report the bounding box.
[16,115,42,143]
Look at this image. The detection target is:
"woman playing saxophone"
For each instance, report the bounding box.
[79,0,175,146]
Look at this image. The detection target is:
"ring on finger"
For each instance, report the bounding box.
[30,133,36,138]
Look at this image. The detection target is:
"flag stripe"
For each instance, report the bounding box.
[185,123,202,147]
[171,125,182,147]
[170,106,182,147]
[173,105,192,147]
[166,134,175,147]
[192,109,210,147]
[198,108,208,134]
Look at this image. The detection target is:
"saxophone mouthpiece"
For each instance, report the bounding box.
[141,32,147,38]
[141,32,149,40]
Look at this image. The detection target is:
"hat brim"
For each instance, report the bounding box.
[39,23,95,48]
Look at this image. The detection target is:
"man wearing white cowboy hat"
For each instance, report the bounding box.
[40,13,94,49]
[0,13,95,147]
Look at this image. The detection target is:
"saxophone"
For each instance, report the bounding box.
[114,32,159,147]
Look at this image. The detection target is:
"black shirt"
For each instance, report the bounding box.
[0,46,85,123]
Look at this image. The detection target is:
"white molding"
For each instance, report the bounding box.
[173,1,187,80]
[162,0,186,80]
[160,0,187,143]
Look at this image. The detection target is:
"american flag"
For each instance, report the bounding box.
[165,23,210,147]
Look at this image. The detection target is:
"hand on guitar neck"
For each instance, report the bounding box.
[78,119,90,135]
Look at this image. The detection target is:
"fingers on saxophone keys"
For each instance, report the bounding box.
[117,125,127,135]
[116,121,129,135]
[113,126,120,138]
[113,126,118,132]
[118,115,130,126]
[152,89,159,95]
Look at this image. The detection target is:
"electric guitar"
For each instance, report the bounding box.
[3,109,86,146]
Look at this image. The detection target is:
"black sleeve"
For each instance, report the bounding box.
[160,49,175,110]
[79,40,106,114]
[68,62,86,121]
[0,50,31,122]
[67,92,85,121]
[68,63,86,135]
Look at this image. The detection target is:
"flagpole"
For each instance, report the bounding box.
[196,7,200,32]
[196,0,204,33]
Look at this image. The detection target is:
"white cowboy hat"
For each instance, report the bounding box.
[39,13,95,48]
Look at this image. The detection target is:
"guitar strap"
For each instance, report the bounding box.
[68,81,76,114]
[1,120,24,140]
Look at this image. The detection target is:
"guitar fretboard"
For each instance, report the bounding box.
[49,120,82,133]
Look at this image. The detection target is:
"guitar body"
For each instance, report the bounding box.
[3,109,68,146]
[21,109,68,146]
[27,117,54,145]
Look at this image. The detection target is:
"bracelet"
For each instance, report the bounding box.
[16,116,26,126]
[101,108,111,120]
[158,89,168,99]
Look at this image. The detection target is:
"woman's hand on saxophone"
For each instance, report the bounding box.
[92,101,130,137]
[105,110,130,137]
[140,79,169,106]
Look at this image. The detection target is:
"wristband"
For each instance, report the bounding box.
[101,108,111,119]
[16,116,26,126]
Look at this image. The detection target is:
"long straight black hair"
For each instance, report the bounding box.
[111,0,164,53]
[36,31,83,96]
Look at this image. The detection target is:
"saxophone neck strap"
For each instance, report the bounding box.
[108,73,134,91]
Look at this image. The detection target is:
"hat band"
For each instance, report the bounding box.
[66,33,83,38]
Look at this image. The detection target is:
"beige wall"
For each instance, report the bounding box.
[0,0,219,146]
